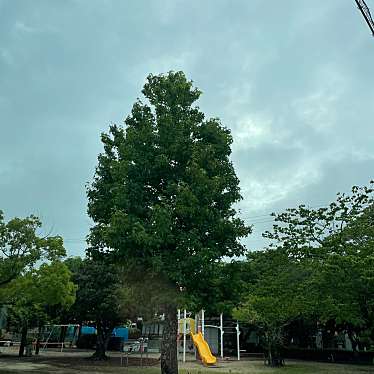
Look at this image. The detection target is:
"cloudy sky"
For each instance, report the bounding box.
[1,0,373,257]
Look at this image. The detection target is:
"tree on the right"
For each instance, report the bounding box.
[236,181,374,366]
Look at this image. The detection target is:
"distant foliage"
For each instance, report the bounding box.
[236,181,374,366]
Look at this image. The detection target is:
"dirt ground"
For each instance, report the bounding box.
[0,347,373,374]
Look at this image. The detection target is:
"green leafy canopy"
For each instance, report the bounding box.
[0,210,66,288]
[87,71,251,298]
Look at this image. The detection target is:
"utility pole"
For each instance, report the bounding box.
[355,0,374,36]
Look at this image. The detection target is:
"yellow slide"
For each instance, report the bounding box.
[191,332,217,365]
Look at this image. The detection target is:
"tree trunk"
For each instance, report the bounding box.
[267,339,272,366]
[267,344,284,367]
[35,325,42,355]
[59,325,67,350]
[91,322,108,360]
[161,305,178,374]
[19,325,27,357]
[75,324,82,348]
[264,331,284,367]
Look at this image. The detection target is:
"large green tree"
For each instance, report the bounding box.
[87,71,250,373]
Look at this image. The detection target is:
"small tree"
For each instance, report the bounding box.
[0,210,65,288]
[72,259,123,360]
[62,256,84,321]
[3,261,76,356]
[87,71,250,373]
[234,249,312,366]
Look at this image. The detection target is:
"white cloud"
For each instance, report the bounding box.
[240,157,323,212]
[292,91,338,132]
[350,148,374,161]
[14,21,35,34]
[0,48,13,65]
[291,65,346,133]
[150,0,182,25]
[232,115,274,150]
[127,50,198,89]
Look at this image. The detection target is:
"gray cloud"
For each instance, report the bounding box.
[0,0,373,255]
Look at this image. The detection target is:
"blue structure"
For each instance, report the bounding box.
[112,327,129,341]
[80,326,129,341]
[81,326,96,335]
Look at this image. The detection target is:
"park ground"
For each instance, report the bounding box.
[0,348,373,374]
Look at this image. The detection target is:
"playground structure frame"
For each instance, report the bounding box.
[177,309,241,362]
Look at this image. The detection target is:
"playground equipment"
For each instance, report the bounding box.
[177,309,241,365]
[41,324,80,351]
[191,331,216,365]
[120,337,148,367]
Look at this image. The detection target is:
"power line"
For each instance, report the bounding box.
[62,204,331,242]
[63,203,334,242]
[239,204,328,222]
[355,0,374,36]
[64,239,87,243]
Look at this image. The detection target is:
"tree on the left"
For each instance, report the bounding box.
[2,261,76,356]
[0,210,66,287]
[0,210,75,356]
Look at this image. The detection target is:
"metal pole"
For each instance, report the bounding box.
[183,309,187,363]
[220,313,224,359]
[42,325,54,351]
[194,313,197,359]
[60,325,64,353]
[201,310,205,338]
[140,338,143,367]
[177,309,180,361]
[236,321,241,361]
[146,338,148,365]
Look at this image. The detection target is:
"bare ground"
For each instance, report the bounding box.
[0,347,373,374]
